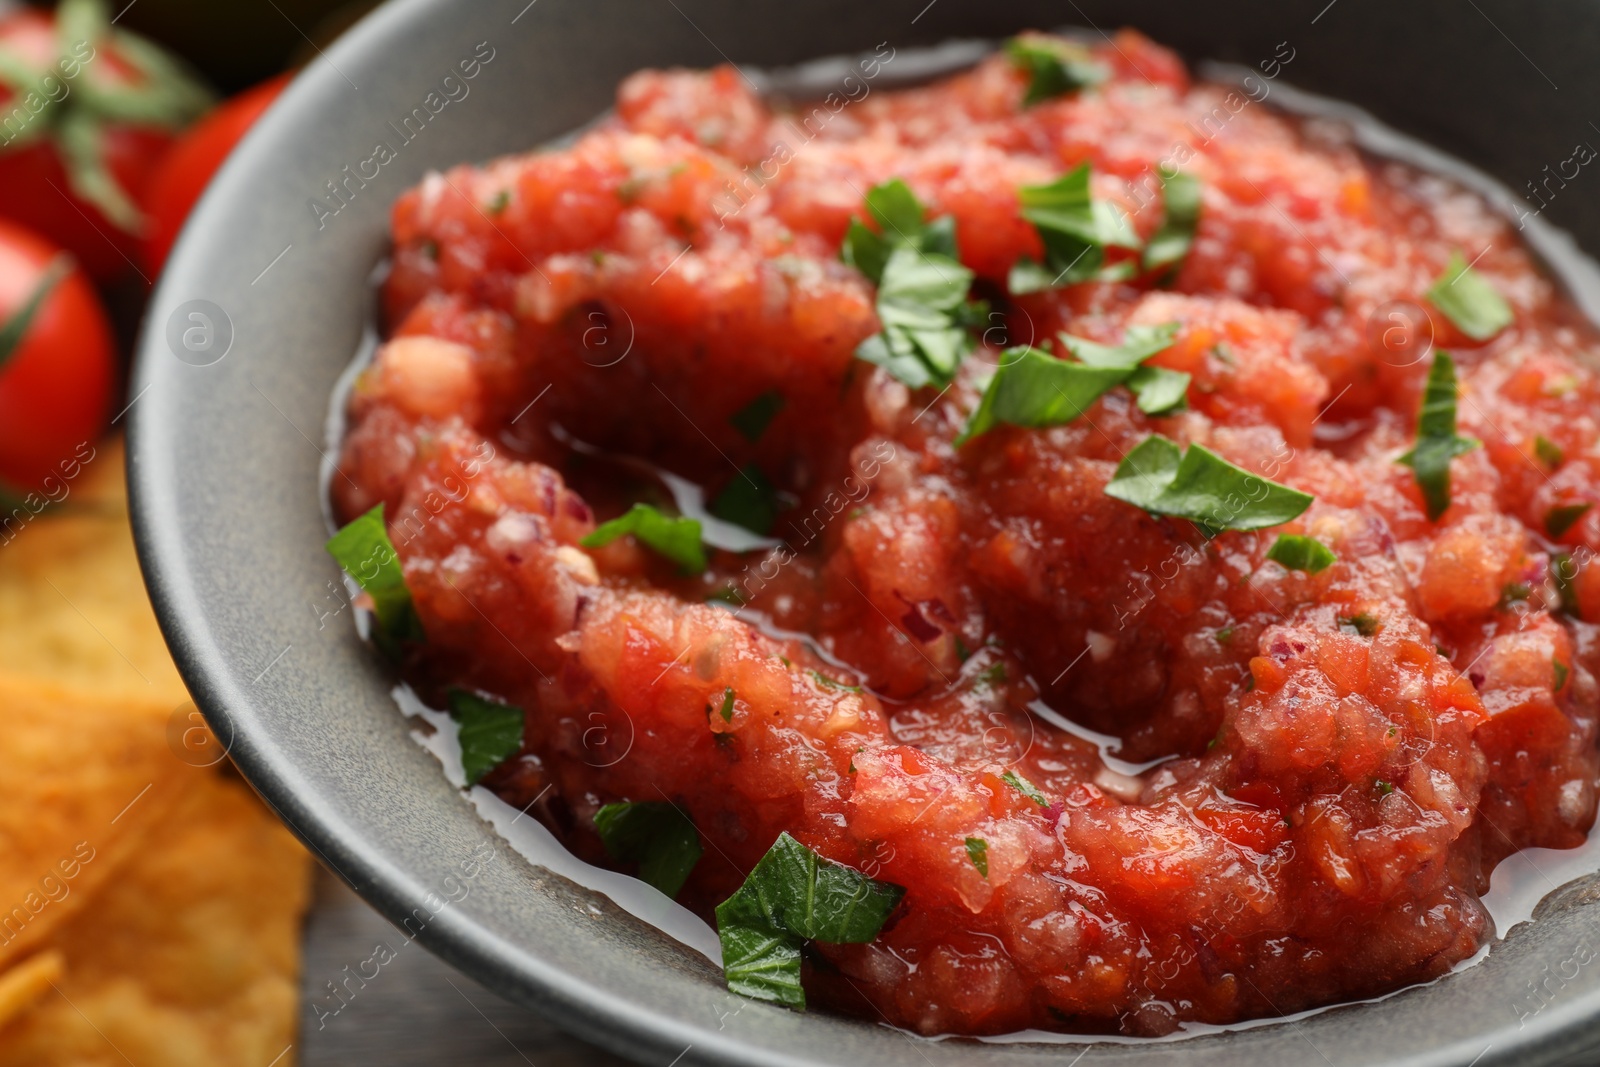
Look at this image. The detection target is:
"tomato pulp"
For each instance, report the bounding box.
[332,33,1600,1035]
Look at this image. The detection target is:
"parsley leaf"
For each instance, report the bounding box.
[1266,534,1337,574]
[1105,435,1313,535]
[711,465,782,536]
[326,504,424,653]
[1008,164,1141,294]
[447,689,524,786]
[1002,770,1049,807]
[957,323,1181,445]
[807,669,863,693]
[1005,35,1105,107]
[581,503,707,573]
[1427,252,1513,341]
[730,390,786,442]
[594,801,703,899]
[715,832,905,1010]
[1142,171,1201,277]
[964,837,989,878]
[1546,502,1592,539]
[843,181,980,389]
[1396,351,1480,521]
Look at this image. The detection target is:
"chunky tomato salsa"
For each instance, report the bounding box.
[329,30,1600,1035]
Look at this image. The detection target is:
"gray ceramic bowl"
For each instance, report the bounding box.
[130,1,1600,1064]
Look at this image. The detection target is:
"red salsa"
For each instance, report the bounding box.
[331,31,1600,1035]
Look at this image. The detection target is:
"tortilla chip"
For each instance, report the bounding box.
[0,952,62,1031]
[0,773,311,1066]
[0,437,188,707]
[0,673,192,969]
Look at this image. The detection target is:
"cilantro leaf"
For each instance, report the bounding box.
[957,323,1181,445]
[1005,35,1105,107]
[1142,171,1201,276]
[730,390,786,442]
[715,832,905,1010]
[1396,351,1480,521]
[1555,659,1570,691]
[326,503,424,653]
[1427,251,1513,341]
[447,688,524,786]
[1002,770,1049,806]
[1547,502,1592,539]
[711,465,782,536]
[964,837,989,877]
[594,801,703,899]
[1266,533,1337,574]
[1105,435,1314,535]
[581,503,707,573]
[1008,164,1141,294]
[1535,435,1565,469]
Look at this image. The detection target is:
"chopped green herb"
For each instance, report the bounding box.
[1002,770,1049,806]
[1127,366,1192,415]
[1008,164,1141,294]
[957,323,1181,444]
[1396,351,1480,521]
[447,689,524,786]
[1554,552,1581,616]
[977,662,1008,687]
[954,635,972,662]
[594,801,702,899]
[486,189,510,214]
[711,465,783,536]
[709,585,748,607]
[1215,626,1235,645]
[1376,780,1394,796]
[807,669,863,693]
[964,837,990,878]
[712,686,736,723]
[1338,612,1381,638]
[1547,502,1592,539]
[1211,342,1237,367]
[715,832,904,1009]
[419,238,439,261]
[1535,435,1565,469]
[326,504,424,653]
[581,503,707,573]
[730,390,786,442]
[1426,251,1513,341]
[1266,534,1337,574]
[1500,581,1532,608]
[1142,171,1201,277]
[1554,659,1570,691]
[1005,35,1105,107]
[842,180,982,389]
[1104,434,1314,536]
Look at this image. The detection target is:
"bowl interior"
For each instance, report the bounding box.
[130,1,1600,1064]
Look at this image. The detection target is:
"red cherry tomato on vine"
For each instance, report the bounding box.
[141,73,291,277]
[0,0,212,281]
[0,220,114,491]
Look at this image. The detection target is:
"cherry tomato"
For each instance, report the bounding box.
[141,73,291,276]
[0,221,114,490]
[0,1,211,280]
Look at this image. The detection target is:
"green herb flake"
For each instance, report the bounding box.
[581,503,707,573]
[1005,35,1106,107]
[1376,780,1394,797]
[1396,351,1480,522]
[957,323,1180,445]
[1008,164,1142,294]
[1104,434,1313,535]
[326,504,424,652]
[711,464,783,536]
[486,189,510,214]
[1266,534,1337,574]
[977,663,1008,688]
[1127,365,1192,415]
[1426,251,1513,341]
[713,686,736,723]
[447,688,524,786]
[709,585,748,607]
[1142,171,1201,277]
[1499,582,1532,608]
[807,669,863,694]
[1554,552,1582,617]
[1215,626,1235,645]
[730,389,786,442]
[1002,770,1049,807]
[1338,612,1381,638]
[1554,658,1571,691]
[964,837,990,878]
[715,832,905,1010]
[1535,435,1565,469]
[844,180,981,389]
[954,635,972,662]
[594,801,703,899]
[1547,502,1592,539]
